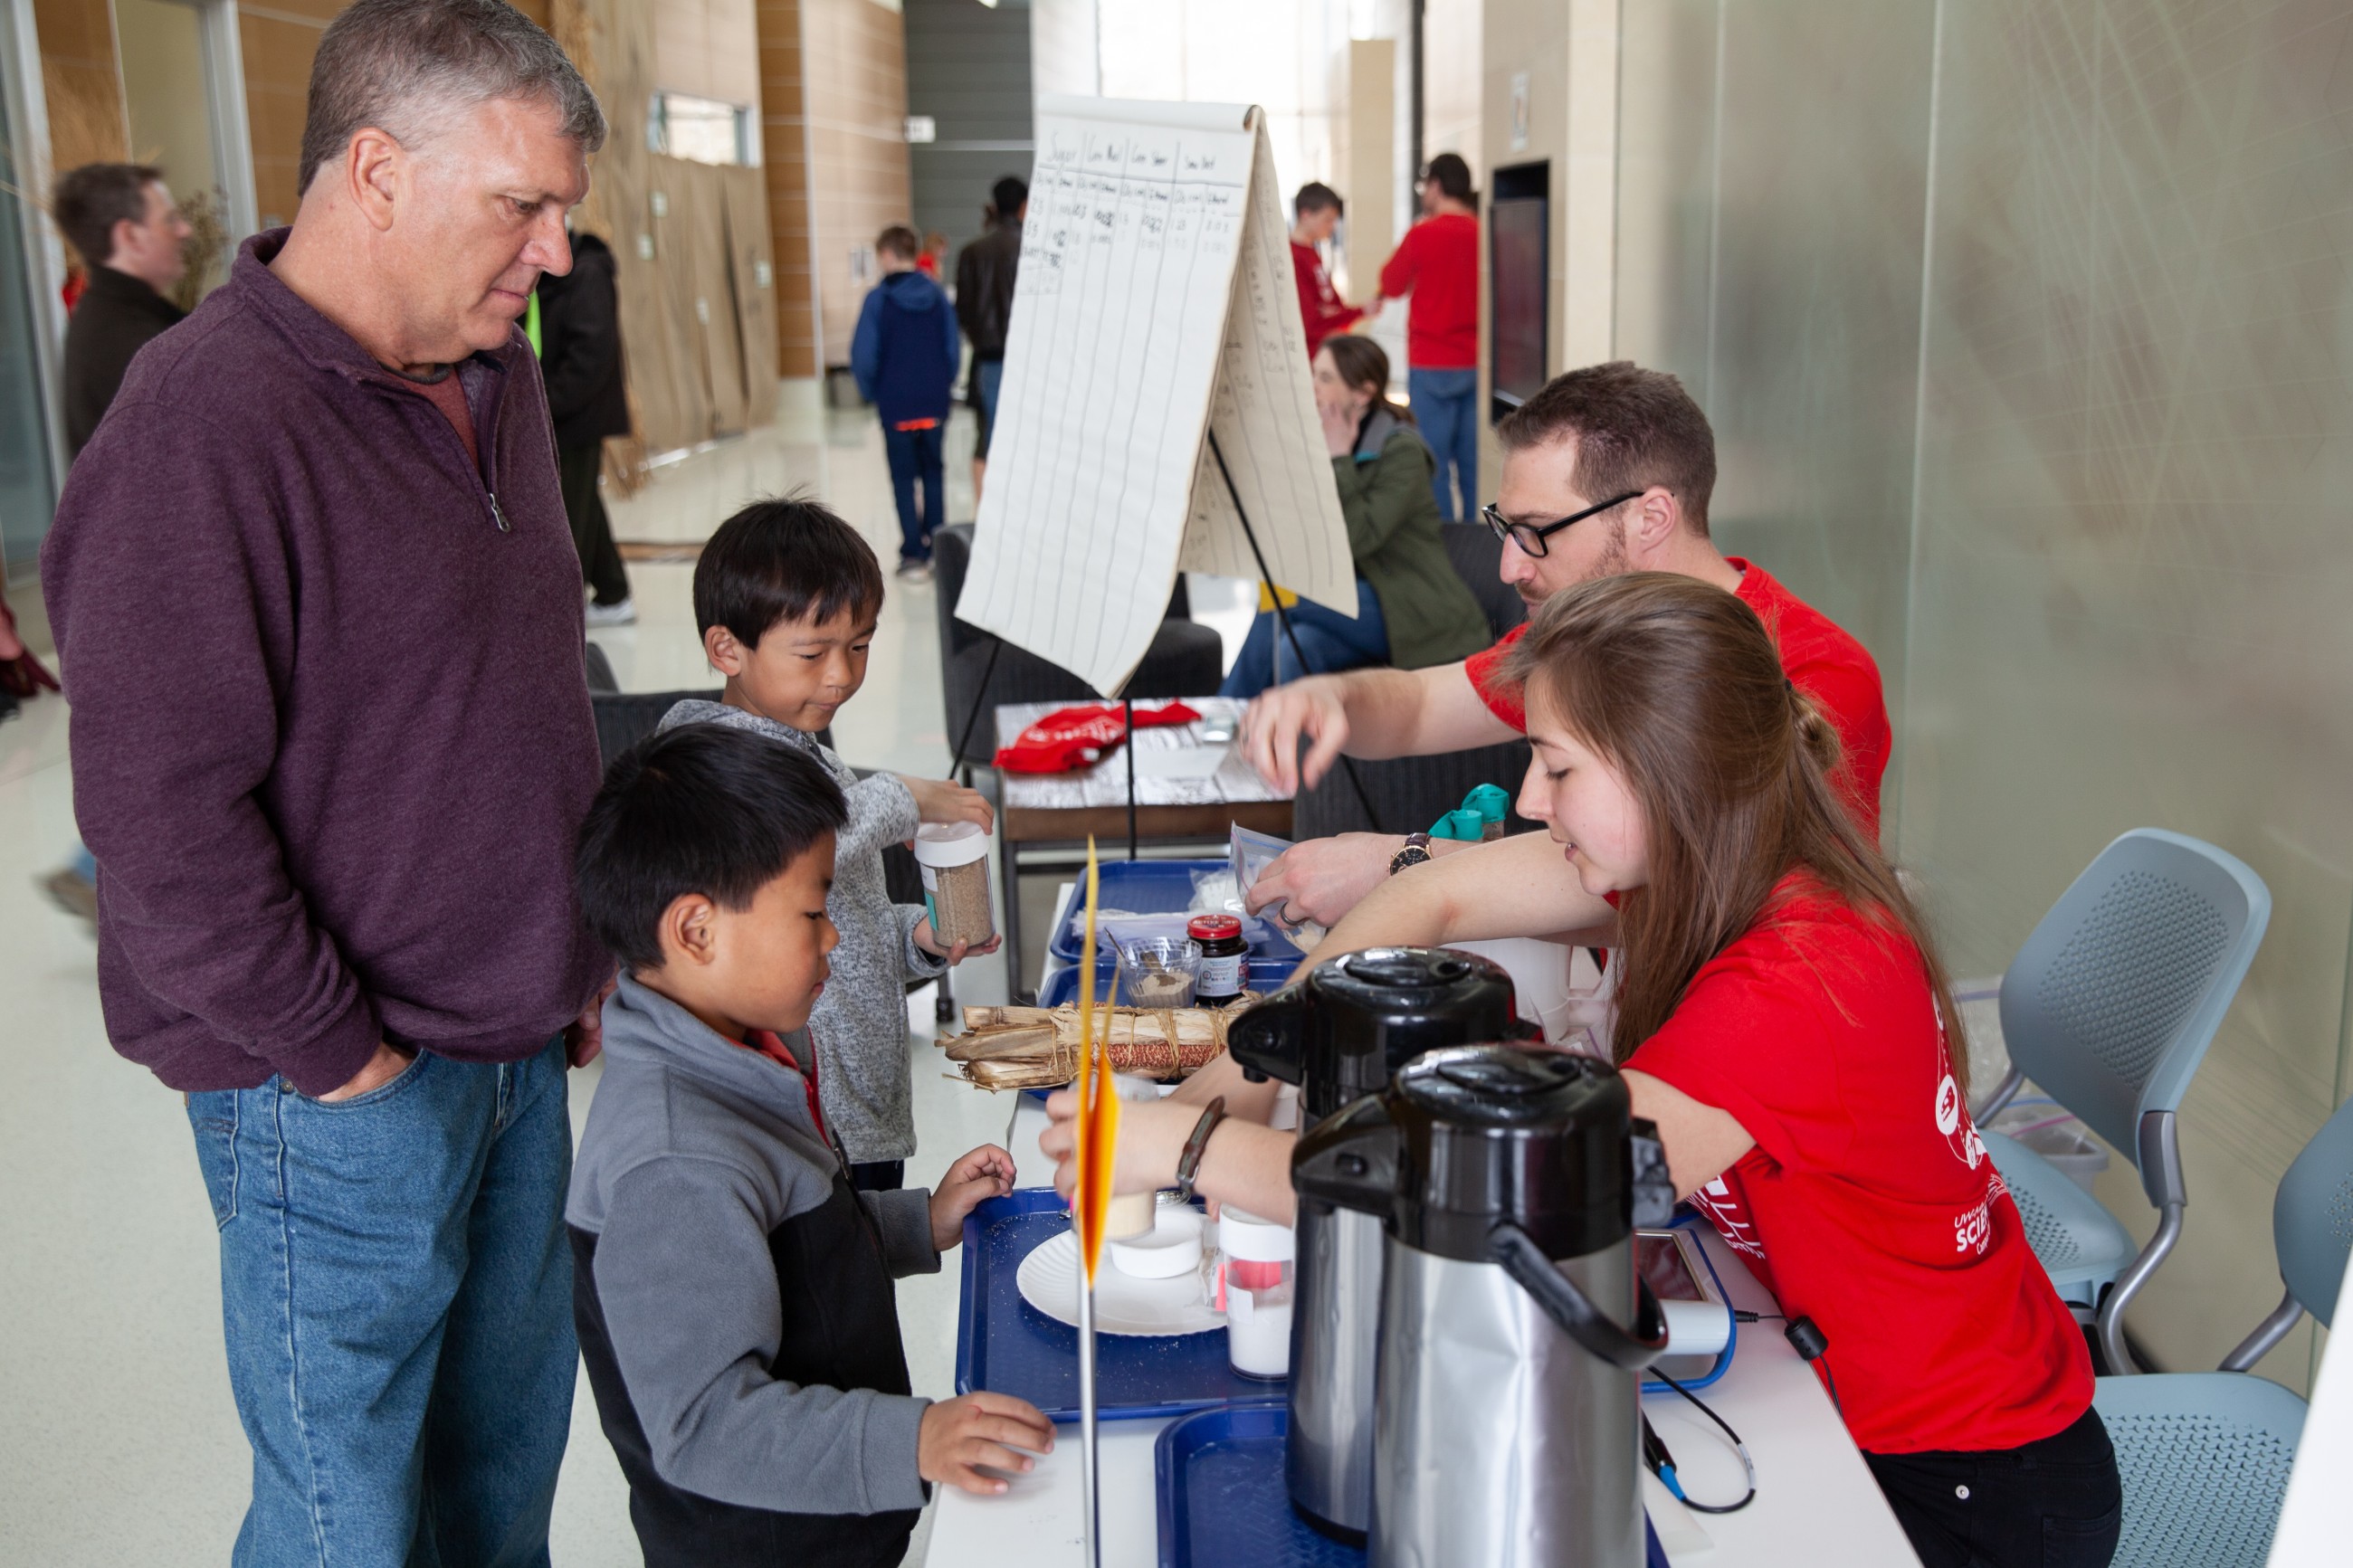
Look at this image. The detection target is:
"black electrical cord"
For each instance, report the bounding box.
[1643,1371,1757,1515]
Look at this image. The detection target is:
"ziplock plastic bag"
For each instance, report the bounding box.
[1230,823,1327,949]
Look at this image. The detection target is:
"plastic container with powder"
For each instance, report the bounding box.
[913,822,996,947]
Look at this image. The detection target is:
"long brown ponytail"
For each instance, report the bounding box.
[1501,574,1967,1089]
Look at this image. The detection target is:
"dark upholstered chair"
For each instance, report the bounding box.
[584,670,927,913]
[933,523,1226,775]
[1291,525,1534,841]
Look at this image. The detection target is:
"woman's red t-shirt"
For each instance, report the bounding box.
[1624,883,2091,1456]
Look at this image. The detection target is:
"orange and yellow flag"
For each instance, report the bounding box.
[1072,839,1120,1285]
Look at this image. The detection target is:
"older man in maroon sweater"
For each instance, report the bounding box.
[41,3,610,1562]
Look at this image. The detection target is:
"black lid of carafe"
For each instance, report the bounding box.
[1386,1045,1634,1263]
[1300,947,1516,1118]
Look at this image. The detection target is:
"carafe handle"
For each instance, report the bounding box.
[1490,1221,1669,1371]
[1226,984,1310,1085]
[1291,1093,1400,1216]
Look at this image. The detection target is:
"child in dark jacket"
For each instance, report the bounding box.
[851,223,961,578]
[568,724,1052,1567]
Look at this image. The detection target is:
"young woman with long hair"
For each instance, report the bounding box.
[1046,572,2116,1568]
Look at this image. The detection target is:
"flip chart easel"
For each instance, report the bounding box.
[957,95,1356,699]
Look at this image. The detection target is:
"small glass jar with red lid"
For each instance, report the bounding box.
[1187,913,1248,1006]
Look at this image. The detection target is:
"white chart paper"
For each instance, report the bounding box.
[957,95,1355,697]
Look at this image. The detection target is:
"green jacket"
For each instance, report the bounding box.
[1335,409,1493,670]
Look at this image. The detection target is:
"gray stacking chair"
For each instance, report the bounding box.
[1976,829,2271,1374]
[2088,1090,2353,1568]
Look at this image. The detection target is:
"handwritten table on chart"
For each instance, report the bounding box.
[957,96,1354,698]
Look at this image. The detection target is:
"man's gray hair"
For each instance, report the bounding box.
[298,0,606,197]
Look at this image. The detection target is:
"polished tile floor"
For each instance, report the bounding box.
[0,385,1249,1566]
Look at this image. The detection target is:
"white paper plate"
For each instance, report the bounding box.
[1015,1229,1226,1336]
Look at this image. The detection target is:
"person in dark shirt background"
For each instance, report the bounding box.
[954,175,1025,501]
[51,162,192,461]
[536,225,634,623]
[854,224,961,579]
[35,163,193,925]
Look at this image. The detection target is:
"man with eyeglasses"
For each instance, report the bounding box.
[1238,360,1891,927]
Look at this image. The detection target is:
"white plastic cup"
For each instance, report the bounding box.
[1216,1206,1296,1378]
[913,822,995,946]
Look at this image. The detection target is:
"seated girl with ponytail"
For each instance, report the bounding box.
[1043,572,2117,1568]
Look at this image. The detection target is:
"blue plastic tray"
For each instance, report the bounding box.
[1039,955,1298,1010]
[956,1190,1281,1422]
[1156,1402,1669,1568]
[1047,858,1304,965]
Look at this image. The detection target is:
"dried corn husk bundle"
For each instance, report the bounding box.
[938,998,1257,1089]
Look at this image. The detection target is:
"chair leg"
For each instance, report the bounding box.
[935,967,956,1025]
[2219,1287,2302,1373]
[2097,1199,2184,1374]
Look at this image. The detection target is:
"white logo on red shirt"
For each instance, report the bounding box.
[1690,1176,1766,1259]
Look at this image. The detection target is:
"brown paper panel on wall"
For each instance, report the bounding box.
[689,160,748,438]
[722,165,780,428]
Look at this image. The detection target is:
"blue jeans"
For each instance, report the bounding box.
[974,357,1005,459]
[882,423,945,563]
[1409,366,1480,520]
[1217,578,1389,698]
[187,1040,576,1568]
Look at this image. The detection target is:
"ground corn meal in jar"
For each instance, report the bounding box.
[914,822,996,946]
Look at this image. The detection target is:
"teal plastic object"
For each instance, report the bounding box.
[1430,783,1515,840]
[2272,1090,2353,1328]
[2092,1372,2306,1568]
[1463,783,1511,825]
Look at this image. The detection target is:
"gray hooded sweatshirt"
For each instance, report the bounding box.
[657,700,942,1163]
[567,974,939,1556]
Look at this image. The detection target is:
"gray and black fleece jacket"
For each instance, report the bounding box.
[656,700,943,1164]
[568,975,941,1564]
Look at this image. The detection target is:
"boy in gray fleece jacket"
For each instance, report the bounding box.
[660,496,997,1189]
[570,723,1052,1566]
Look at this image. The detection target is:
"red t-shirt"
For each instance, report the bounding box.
[1626,881,2092,1455]
[411,368,480,470]
[1463,560,1891,839]
[1377,213,1480,369]
[1291,240,1365,356]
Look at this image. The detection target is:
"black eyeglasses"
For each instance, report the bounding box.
[1478,491,1644,558]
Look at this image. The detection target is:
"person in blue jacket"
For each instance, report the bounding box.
[853,224,962,579]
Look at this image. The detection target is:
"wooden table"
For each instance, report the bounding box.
[992,697,1292,999]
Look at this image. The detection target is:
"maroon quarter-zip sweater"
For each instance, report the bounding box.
[41,230,606,1096]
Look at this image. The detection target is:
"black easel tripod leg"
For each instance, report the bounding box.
[1203,431,1386,837]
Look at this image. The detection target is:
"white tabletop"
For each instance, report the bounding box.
[927,1101,1920,1567]
[994,697,1290,814]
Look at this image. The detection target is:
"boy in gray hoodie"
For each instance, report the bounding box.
[659,496,996,1190]
[569,723,1052,1566]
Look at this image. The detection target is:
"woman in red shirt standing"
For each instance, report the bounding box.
[1377,153,1481,520]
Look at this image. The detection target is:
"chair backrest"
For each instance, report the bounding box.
[2092,1371,2306,1568]
[1998,829,2269,1159]
[589,689,723,768]
[2274,1092,2353,1328]
[1436,524,1527,641]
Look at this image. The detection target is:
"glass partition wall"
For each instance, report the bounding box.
[1617,0,2353,1392]
[0,7,61,583]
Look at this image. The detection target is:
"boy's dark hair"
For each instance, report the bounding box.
[51,163,163,268]
[991,176,1028,218]
[1495,361,1718,534]
[1294,181,1343,218]
[576,723,849,971]
[1423,152,1476,207]
[877,223,921,261]
[693,494,885,648]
